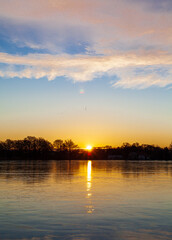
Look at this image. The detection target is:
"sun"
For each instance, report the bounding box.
[86,145,92,151]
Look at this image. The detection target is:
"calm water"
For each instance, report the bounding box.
[0,160,172,240]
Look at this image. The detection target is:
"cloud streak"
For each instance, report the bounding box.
[0,0,172,88]
[0,51,172,88]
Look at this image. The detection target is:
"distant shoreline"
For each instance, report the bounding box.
[1,137,172,160]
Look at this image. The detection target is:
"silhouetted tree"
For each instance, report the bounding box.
[0,136,171,160]
[169,142,172,151]
[5,139,15,150]
[122,142,131,148]
[64,139,78,151]
[132,142,140,148]
[53,139,64,151]
[24,136,37,151]
[36,138,53,151]
[0,141,6,151]
[14,140,25,151]
[103,145,112,149]
[23,136,53,151]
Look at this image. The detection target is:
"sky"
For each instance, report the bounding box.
[0,0,172,147]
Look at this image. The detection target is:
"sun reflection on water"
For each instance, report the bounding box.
[87,160,92,192]
[86,161,94,214]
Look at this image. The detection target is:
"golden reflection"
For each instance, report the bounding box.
[87,160,92,192]
[86,161,94,214]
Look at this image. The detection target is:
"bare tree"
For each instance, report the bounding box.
[64,139,78,151]
[53,139,64,151]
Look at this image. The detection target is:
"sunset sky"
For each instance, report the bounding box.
[0,0,172,147]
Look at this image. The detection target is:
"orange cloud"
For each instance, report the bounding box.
[0,0,171,53]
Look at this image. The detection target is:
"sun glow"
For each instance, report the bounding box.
[86,145,92,151]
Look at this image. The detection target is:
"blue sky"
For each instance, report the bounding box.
[0,0,172,147]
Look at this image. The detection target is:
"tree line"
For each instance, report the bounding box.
[0,136,78,152]
[0,136,172,160]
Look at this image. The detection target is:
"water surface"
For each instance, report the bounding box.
[0,160,172,240]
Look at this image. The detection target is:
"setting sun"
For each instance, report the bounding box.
[86,145,92,151]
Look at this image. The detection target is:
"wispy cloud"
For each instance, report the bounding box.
[0,51,171,88]
[0,0,172,88]
[0,0,172,53]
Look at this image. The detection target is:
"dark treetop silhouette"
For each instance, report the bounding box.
[0,136,172,160]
